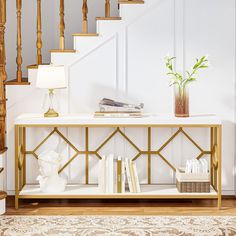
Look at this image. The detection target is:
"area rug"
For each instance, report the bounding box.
[0,216,236,236]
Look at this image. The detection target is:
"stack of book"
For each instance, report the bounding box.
[98,155,141,193]
[94,98,144,118]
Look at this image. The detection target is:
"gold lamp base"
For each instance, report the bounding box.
[44,108,59,118]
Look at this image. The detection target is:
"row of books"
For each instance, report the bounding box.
[98,155,141,193]
[94,98,144,118]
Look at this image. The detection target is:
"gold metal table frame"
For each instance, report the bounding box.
[15,124,222,209]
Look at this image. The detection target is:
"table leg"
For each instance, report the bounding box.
[15,125,19,209]
[85,127,89,184]
[23,127,26,186]
[217,125,222,209]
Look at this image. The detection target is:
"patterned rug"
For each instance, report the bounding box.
[0,216,236,236]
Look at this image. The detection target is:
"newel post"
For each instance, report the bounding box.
[0,0,7,152]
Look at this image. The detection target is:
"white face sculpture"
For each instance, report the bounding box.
[38,150,61,177]
[37,150,66,193]
[38,160,60,177]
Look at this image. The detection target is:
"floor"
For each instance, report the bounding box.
[5,197,236,216]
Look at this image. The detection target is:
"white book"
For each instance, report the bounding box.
[125,158,134,193]
[121,159,126,193]
[98,156,106,193]
[113,159,117,193]
[106,154,114,193]
[129,160,137,193]
[105,155,109,193]
[132,162,141,193]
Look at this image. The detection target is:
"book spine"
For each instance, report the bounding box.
[108,154,114,193]
[129,160,137,193]
[121,160,126,193]
[100,104,141,113]
[125,159,134,193]
[117,157,122,193]
[94,113,142,118]
[132,162,141,193]
[98,156,106,193]
[105,156,109,193]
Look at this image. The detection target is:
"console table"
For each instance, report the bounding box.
[14,114,222,209]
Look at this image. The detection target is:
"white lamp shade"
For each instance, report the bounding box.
[36,65,66,89]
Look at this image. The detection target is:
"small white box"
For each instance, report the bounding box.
[176,168,210,182]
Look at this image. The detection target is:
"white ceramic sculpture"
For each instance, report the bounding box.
[37,150,66,193]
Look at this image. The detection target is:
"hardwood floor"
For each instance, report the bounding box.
[5,197,236,216]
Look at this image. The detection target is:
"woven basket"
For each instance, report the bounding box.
[176,180,210,193]
[176,168,210,193]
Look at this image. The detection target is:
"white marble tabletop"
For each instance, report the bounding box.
[14,113,222,126]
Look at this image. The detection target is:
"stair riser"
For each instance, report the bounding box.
[73,37,103,52]
[119,4,146,20]
[51,53,78,65]
[96,21,123,36]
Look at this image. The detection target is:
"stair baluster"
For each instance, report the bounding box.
[36,0,42,65]
[82,0,88,33]
[105,0,110,17]
[0,0,7,152]
[59,0,65,50]
[16,0,23,82]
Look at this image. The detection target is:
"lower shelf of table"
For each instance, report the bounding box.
[18,184,218,199]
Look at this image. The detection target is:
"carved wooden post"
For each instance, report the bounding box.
[16,0,23,82]
[0,0,7,152]
[36,0,42,65]
[59,0,65,50]
[105,0,110,17]
[82,0,88,33]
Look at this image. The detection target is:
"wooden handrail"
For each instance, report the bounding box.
[105,0,110,17]
[59,0,65,50]
[16,0,23,82]
[82,0,88,33]
[36,0,42,65]
[0,0,7,152]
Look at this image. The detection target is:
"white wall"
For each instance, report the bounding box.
[5,0,236,195]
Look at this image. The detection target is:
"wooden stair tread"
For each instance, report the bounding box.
[49,49,77,53]
[0,191,7,200]
[72,33,99,37]
[5,78,30,85]
[119,0,144,4]
[96,17,122,21]
[27,63,50,69]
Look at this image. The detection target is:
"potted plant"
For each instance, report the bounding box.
[164,56,208,117]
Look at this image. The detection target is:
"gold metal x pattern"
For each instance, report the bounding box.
[24,126,212,185]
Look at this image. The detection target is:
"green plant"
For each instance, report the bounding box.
[164,56,209,89]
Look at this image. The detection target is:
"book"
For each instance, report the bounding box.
[99,104,142,113]
[99,98,144,110]
[132,161,141,193]
[125,158,134,193]
[94,112,143,118]
[98,156,106,193]
[129,160,137,193]
[121,159,126,193]
[107,154,114,193]
[117,157,122,193]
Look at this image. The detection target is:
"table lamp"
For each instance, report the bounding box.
[37,65,66,117]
